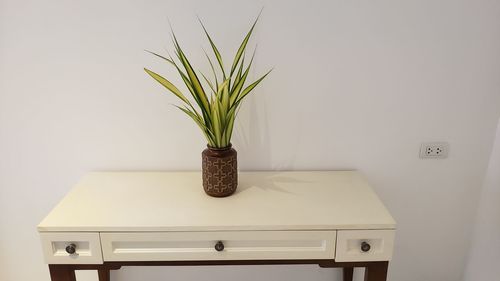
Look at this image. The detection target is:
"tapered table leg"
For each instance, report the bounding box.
[343,267,354,281]
[364,262,388,281]
[49,266,76,281]
[98,269,110,281]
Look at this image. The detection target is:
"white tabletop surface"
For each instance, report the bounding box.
[38,171,396,232]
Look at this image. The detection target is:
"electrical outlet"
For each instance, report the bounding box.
[420,142,449,159]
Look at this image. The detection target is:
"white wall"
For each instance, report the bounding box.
[1,1,500,281]
[463,119,500,281]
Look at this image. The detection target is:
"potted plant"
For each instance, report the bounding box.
[144,15,271,197]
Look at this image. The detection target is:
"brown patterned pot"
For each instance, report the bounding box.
[202,144,238,197]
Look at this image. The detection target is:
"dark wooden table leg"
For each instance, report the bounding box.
[343,267,354,281]
[364,262,388,281]
[49,265,76,281]
[98,269,110,281]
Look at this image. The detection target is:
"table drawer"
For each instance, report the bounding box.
[39,232,103,264]
[101,230,336,261]
[335,230,395,262]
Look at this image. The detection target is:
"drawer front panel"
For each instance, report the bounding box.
[101,231,336,261]
[335,230,395,262]
[39,232,103,264]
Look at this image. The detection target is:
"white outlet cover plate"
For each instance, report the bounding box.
[420,142,449,159]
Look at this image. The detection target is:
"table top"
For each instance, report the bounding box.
[37,171,396,232]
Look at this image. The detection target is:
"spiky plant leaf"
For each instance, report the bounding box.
[233,68,273,107]
[145,13,271,148]
[203,49,219,90]
[172,38,211,114]
[198,18,226,80]
[230,53,254,105]
[200,72,216,94]
[144,68,190,105]
[230,12,260,75]
[175,105,216,146]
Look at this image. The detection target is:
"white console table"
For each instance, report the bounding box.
[38,171,396,281]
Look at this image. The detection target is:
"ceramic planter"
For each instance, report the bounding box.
[201,144,238,197]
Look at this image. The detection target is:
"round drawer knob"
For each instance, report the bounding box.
[361,241,371,252]
[215,241,224,252]
[65,243,77,254]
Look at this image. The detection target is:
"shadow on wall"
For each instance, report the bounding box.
[463,118,500,281]
[232,94,272,170]
[232,92,300,171]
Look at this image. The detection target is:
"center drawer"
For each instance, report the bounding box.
[100,230,336,261]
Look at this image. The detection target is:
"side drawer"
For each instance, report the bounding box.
[39,232,103,264]
[101,230,336,261]
[335,230,395,262]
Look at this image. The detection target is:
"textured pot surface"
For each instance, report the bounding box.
[202,145,238,197]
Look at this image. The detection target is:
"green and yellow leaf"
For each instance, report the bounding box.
[145,13,270,148]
